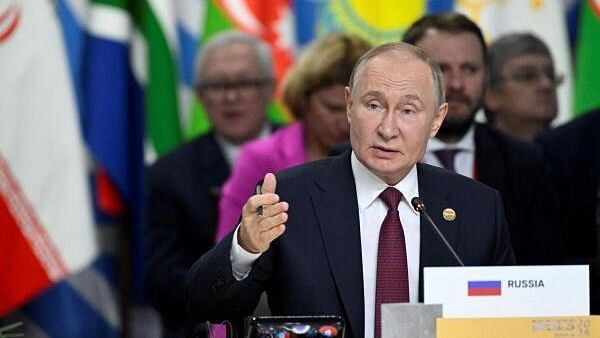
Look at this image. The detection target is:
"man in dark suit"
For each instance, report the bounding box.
[145,30,276,338]
[186,42,514,338]
[403,13,565,265]
[537,109,600,313]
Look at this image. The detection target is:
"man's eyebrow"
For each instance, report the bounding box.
[404,94,425,107]
[361,90,384,99]
[360,91,426,106]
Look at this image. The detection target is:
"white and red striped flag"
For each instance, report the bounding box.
[0,0,97,315]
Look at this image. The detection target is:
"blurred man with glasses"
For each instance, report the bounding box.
[145,30,276,338]
[484,33,562,141]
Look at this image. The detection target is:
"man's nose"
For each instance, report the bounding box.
[223,86,241,101]
[377,111,399,140]
[446,70,464,91]
[538,72,556,90]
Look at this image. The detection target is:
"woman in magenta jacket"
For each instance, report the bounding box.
[215,33,371,242]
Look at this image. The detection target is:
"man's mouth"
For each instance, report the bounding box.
[372,145,400,157]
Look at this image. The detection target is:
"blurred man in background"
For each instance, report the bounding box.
[403,12,565,265]
[145,30,276,338]
[537,109,600,313]
[484,33,561,141]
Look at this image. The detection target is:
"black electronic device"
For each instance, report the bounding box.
[245,315,345,338]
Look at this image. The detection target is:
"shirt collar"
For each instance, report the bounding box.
[427,124,475,153]
[351,151,419,215]
[215,123,271,167]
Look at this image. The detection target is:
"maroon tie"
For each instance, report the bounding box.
[375,187,409,338]
[433,149,460,172]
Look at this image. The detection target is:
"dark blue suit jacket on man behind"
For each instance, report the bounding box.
[474,123,565,265]
[186,150,515,338]
[537,110,600,313]
[146,132,230,336]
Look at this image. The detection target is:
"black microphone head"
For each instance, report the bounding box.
[411,197,426,212]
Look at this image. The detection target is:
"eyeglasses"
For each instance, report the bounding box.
[197,79,272,99]
[503,67,563,87]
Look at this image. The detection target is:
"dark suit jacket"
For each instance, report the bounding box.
[537,110,600,313]
[186,151,515,338]
[146,132,230,336]
[475,123,566,264]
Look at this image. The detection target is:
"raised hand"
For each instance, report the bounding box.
[237,173,288,253]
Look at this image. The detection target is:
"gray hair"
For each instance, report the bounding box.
[193,30,274,86]
[486,32,554,90]
[348,42,445,108]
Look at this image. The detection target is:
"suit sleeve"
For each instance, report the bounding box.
[186,230,271,321]
[145,164,194,320]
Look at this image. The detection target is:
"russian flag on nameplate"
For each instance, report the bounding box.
[467,280,502,296]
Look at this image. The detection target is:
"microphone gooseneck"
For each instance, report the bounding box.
[411,197,465,266]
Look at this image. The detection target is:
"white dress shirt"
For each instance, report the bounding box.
[351,152,420,338]
[215,124,271,168]
[230,152,421,338]
[423,125,475,178]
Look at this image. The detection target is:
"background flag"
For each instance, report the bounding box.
[312,0,452,43]
[0,0,97,325]
[574,0,600,116]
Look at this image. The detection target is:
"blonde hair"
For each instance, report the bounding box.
[282,32,372,118]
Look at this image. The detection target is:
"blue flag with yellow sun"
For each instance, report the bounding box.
[294,0,454,47]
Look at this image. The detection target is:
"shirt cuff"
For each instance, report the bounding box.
[230,225,262,281]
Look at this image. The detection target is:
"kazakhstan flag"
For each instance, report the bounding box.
[302,0,454,45]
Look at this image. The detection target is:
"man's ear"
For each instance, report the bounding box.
[430,102,448,138]
[345,86,353,123]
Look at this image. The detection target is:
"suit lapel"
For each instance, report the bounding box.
[312,151,364,338]
[417,164,464,301]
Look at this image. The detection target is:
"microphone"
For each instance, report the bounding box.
[411,197,465,266]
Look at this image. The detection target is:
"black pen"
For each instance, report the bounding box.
[255,183,263,217]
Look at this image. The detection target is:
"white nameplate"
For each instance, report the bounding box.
[424,265,589,317]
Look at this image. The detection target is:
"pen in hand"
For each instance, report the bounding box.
[255,183,264,217]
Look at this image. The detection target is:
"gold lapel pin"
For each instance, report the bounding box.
[442,208,456,221]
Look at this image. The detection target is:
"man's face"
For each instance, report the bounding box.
[415,30,485,141]
[486,54,558,125]
[197,42,274,145]
[346,51,447,185]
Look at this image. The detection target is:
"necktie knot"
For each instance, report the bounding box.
[380,187,402,211]
[434,148,460,172]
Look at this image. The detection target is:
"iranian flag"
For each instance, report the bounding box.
[0,0,96,315]
[574,0,600,116]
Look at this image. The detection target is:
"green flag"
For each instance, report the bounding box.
[132,0,183,156]
[574,0,600,116]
